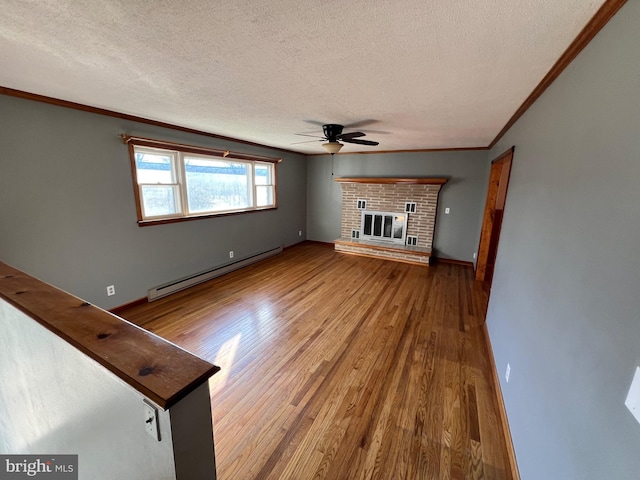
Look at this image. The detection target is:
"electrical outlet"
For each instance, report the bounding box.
[143,399,161,441]
[229,251,234,259]
[298,230,302,237]
[444,207,450,214]
[473,252,477,259]
[106,285,115,296]
[505,363,511,383]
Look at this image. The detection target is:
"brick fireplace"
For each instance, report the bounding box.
[334,177,447,266]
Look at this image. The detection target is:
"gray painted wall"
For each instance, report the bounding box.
[0,95,307,309]
[306,150,489,262]
[486,2,640,479]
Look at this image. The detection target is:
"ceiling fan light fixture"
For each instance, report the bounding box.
[322,141,343,155]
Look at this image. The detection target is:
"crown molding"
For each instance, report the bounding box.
[489,0,627,148]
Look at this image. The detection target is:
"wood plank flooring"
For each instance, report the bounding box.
[119,242,512,480]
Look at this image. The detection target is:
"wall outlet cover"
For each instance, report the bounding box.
[625,367,640,425]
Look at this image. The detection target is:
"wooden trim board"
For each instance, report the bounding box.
[307,146,489,156]
[334,177,448,185]
[0,1,626,157]
[489,0,628,148]
[110,297,148,315]
[0,262,219,409]
[482,323,521,480]
[0,86,296,155]
[476,147,514,282]
[435,257,474,268]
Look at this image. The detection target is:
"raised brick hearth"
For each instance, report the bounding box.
[334,177,447,266]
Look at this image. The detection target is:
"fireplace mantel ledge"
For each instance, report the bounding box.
[334,177,447,185]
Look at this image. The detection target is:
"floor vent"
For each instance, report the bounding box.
[147,246,283,301]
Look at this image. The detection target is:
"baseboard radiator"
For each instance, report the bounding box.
[147,246,283,301]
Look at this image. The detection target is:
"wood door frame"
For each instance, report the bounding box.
[476,147,515,282]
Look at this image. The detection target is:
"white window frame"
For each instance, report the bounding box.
[134,147,184,220]
[124,135,279,225]
[253,161,276,209]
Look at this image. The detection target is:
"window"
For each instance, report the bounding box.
[123,136,279,224]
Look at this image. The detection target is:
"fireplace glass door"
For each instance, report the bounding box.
[361,212,407,245]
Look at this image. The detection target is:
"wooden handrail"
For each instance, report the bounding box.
[0,262,219,409]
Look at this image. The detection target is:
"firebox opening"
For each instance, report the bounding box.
[361,211,407,245]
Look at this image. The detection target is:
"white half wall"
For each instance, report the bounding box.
[0,300,215,479]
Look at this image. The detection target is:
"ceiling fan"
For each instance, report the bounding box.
[294,123,379,154]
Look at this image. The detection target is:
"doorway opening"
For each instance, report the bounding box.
[476,147,514,285]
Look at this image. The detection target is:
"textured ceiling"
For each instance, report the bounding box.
[0,0,606,154]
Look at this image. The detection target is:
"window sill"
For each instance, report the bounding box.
[138,206,278,227]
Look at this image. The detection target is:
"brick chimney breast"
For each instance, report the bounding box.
[333,178,447,266]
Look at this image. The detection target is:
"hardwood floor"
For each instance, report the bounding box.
[119,242,512,480]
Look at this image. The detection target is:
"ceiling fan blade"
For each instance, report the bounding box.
[302,119,326,127]
[342,138,379,146]
[290,139,324,145]
[355,129,390,135]
[294,133,325,139]
[344,119,379,129]
[339,131,366,140]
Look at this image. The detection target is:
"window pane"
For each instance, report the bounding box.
[141,185,179,217]
[393,216,404,238]
[256,185,274,207]
[135,152,175,184]
[373,215,382,236]
[185,157,249,213]
[383,215,393,237]
[363,214,372,235]
[255,163,272,186]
